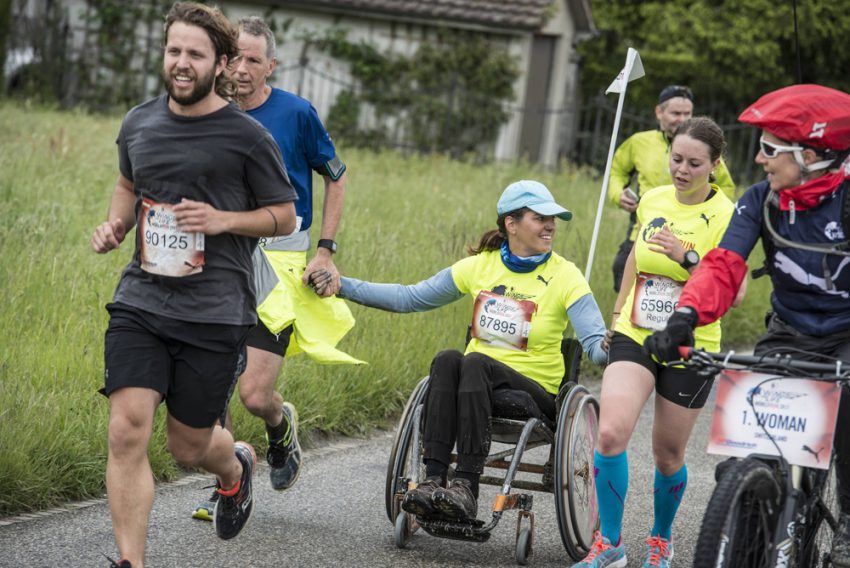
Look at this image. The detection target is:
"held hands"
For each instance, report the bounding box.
[306,268,336,297]
[303,253,340,297]
[643,307,698,362]
[647,224,685,264]
[91,218,126,253]
[602,329,613,352]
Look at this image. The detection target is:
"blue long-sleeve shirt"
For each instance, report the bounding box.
[340,268,607,366]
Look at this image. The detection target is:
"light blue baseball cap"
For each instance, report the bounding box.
[496,180,572,221]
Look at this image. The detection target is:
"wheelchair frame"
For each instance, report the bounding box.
[384,338,600,565]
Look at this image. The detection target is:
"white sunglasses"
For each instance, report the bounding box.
[759,136,804,159]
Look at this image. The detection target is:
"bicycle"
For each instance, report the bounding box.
[677,346,848,568]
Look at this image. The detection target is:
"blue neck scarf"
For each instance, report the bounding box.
[500,240,551,273]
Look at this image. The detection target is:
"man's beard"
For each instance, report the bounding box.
[163,66,217,106]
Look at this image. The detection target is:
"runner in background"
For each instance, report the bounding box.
[608,85,736,292]
[191,14,359,521]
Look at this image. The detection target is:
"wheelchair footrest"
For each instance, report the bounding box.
[418,517,492,542]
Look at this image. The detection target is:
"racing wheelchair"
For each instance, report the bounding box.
[384,338,600,564]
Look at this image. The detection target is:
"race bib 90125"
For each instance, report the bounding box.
[630,272,684,331]
[139,198,204,277]
[471,290,536,351]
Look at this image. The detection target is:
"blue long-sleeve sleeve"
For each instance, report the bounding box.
[339,267,463,313]
[566,294,607,366]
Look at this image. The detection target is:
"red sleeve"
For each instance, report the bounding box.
[678,248,749,326]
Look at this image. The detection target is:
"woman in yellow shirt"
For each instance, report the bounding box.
[311,181,608,523]
[573,117,735,568]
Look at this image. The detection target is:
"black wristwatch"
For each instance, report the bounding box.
[679,249,700,270]
[317,239,337,254]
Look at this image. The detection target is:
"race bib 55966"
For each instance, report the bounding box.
[630,272,684,331]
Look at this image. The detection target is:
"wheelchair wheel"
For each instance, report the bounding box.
[385,376,430,523]
[693,457,781,568]
[394,511,410,548]
[553,383,600,561]
[515,526,532,565]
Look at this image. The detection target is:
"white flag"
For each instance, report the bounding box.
[605,48,645,94]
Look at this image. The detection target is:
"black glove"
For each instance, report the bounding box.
[643,307,698,362]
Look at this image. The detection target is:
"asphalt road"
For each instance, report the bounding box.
[0,382,724,567]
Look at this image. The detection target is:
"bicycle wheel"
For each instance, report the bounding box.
[798,458,839,568]
[693,457,782,568]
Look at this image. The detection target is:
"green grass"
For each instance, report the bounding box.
[0,101,771,515]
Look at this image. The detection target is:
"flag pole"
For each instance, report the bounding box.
[584,48,644,282]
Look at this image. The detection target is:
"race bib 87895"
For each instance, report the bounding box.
[470,290,536,351]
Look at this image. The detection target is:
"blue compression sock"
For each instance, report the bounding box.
[594,450,628,545]
[651,464,688,540]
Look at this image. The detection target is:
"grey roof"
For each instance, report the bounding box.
[271,0,594,32]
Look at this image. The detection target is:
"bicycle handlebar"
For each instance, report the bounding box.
[677,346,850,378]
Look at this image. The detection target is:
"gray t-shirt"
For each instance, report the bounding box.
[112,95,296,325]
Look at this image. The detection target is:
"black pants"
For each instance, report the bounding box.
[611,238,633,293]
[422,350,556,474]
[755,313,850,512]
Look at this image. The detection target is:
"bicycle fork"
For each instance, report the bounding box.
[771,465,804,567]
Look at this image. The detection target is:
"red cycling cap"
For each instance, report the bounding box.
[738,84,850,151]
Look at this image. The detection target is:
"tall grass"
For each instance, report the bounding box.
[0,101,771,515]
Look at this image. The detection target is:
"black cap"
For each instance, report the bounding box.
[658,85,694,105]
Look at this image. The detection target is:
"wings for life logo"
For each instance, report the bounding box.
[641,217,668,242]
[641,217,696,251]
[643,276,679,296]
[147,203,176,228]
[490,284,534,301]
[483,297,517,318]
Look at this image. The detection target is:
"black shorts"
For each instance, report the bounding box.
[102,304,249,428]
[246,320,294,357]
[608,331,713,409]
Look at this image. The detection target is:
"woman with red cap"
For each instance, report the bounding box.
[646,84,850,567]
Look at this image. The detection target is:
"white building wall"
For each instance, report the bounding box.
[15,0,583,163]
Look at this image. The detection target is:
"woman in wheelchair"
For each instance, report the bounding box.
[311,180,607,523]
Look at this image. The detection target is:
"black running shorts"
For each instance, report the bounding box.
[608,331,714,409]
[102,305,249,428]
[246,320,294,357]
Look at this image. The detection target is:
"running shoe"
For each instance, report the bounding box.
[570,531,627,568]
[214,441,256,540]
[267,402,302,491]
[104,555,131,567]
[641,535,673,567]
[190,487,219,521]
